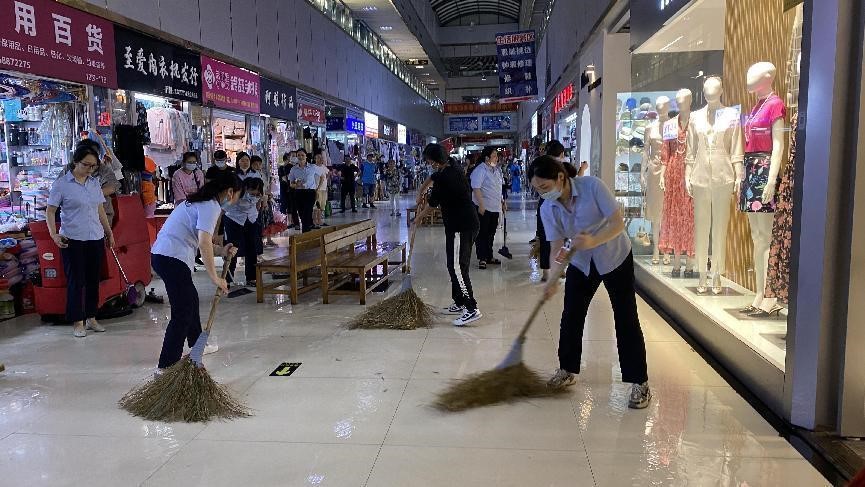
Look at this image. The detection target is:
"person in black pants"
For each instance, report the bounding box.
[419,143,482,327]
[223,177,264,286]
[288,151,319,232]
[470,146,504,269]
[338,156,359,212]
[530,155,651,410]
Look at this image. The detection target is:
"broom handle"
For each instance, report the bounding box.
[90,129,120,169]
[202,260,232,334]
[515,246,580,341]
[407,200,431,273]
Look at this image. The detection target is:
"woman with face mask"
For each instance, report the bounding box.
[223,177,265,287]
[530,155,651,409]
[534,140,569,282]
[172,152,205,205]
[151,171,241,373]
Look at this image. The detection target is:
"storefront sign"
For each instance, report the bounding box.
[325,116,344,131]
[554,84,574,113]
[298,103,325,124]
[531,112,538,138]
[495,30,538,103]
[345,116,364,135]
[379,118,397,142]
[0,0,117,87]
[448,116,480,133]
[444,102,519,114]
[364,112,378,138]
[259,77,296,121]
[114,26,200,102]
[481,115,512,132]
[200,54,259,113]
[397,124,407,145]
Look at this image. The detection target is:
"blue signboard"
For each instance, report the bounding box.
[495,30,538,102]
[448,116,480,133]
[345,116,365,135]
[326,116,344,131]
[481,115,512,131]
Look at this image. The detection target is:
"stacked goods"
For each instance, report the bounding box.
[0,238,39,319]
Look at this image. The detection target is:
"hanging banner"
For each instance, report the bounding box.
[397,124,407,145]
[200,54,259,113]
[0,0,117,87]
[379,118,397,142]
[495,30,537,103]
[114,26,200,102]
[481,115,513,131]
[298,104,325,124]
[447,116,480,133]
[259,76,296,120]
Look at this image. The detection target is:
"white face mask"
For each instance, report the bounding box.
[215,159,227,168]
[184,162,198,171]
[540,188,562,200]
[290,156,299,164]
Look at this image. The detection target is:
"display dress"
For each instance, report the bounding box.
[764,113,797,303]
[658,117,695,256]
[641,121,665,224]
[740,94,786,212]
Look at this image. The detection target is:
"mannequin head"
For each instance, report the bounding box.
[703,77,723,105]
[746,62,777,97]
[675,89,693,115]
[655,96,671,119]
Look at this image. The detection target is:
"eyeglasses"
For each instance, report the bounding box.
[78,162,98,169]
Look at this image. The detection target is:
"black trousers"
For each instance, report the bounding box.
[295,189,316,232]
[475,208,500,261]
[559,253,649,384]
[152,254,201,369]
[287,189,299,225]
[446,227,478,311]
[341,183,356,210]
[537,199,551,270]
[224,218,260,283]
[61,238,105,322]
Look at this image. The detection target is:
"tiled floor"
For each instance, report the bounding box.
[0,195,830,486]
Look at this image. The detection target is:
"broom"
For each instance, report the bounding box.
[347,201,435,330]
[119,259,250,422]
[433,246,578,412]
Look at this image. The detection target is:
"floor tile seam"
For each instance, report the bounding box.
[136,436,197,487]
[165,437,385,447]
[379,440,585,453]
[582,448,811,460]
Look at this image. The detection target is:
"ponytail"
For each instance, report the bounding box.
[527,155,577,182]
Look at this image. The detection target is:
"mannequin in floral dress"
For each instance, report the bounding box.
[658,89,695,277]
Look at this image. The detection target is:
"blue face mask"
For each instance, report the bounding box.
[243,194,260,205]
[220,193,233,209]
[540,189,562,201]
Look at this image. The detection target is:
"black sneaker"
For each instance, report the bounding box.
[370,204,377,209]
[628,382,652,409]
[444,303,465,315]
[478,261,487,270]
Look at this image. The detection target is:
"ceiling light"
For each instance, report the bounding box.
[486,132,492,135]
[361,6,377,11]
[414,65,424,69]
[379,26,393,31]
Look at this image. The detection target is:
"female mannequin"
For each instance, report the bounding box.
[658,89,695,277]
[740,62,786,317]
[686,77,744,293]
[641,96,671,264]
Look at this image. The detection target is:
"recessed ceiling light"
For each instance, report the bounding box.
[486,131,492,135]
[414,65,423,69]
[380,26,393,31]
[361,6,377,11]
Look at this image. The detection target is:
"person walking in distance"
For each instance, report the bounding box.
[471,147,504,269]
[361,153,378,209]
[530,155,651,409]
[385,159,402,217]
[288,151,319,231]
[338,156,359,212]
[313,150,330,224]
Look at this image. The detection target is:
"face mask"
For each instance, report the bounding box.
[540,189,562,201]
[220,196,233,209]
[184,163,198,171]
[244,194,260,204]
[215,159,227,168]
[290,157,299,164]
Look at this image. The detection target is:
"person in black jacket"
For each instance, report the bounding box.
[419,143,482,327]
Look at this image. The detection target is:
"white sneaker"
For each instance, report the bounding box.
[85,318,105,332]
[547,369,577,388]
[628,382,652,409]
[204,344,219,355]
[452,309,482,326]
[72,326,86,338]
[444,303,465,315]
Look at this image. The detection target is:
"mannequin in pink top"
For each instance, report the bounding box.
[740,62,787,317]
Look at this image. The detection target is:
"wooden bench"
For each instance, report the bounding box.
[321,220,407,305]
[255,222,358,304]
[406,206,443,227]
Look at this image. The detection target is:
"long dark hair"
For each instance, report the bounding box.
[187,171,242,203]
[527,155,577,182]
[422,143,447,164]
[68,145,100,172]
[241,176,264,196]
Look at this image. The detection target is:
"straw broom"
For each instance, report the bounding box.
[119,260,250,422]
[347,201,435,330]
[433,247,578,412]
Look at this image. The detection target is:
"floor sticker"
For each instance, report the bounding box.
[270,362,301,377]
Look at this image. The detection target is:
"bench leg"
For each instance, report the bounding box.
[256,266,264,303]
[290,270,299,305]
[359,272,367,305]
[322,267,329,304]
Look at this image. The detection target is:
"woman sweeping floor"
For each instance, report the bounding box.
[150,172,241,373]
[529,155,652,409]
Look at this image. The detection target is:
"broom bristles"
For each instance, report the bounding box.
[348,287,435,330]
[433,362,568,412]
[119,356,250,423]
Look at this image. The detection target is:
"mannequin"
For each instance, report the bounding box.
[658,89,695,277]
[641,96,671,265]
[686,77,744,294]
[740,62,786,317]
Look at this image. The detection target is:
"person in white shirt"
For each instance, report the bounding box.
[470,147,505,269]
[313,150,329,223]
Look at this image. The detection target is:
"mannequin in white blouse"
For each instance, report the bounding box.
[640,96,671,264]
[686,77,744,293]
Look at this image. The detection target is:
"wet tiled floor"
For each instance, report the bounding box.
[0,196,830,486]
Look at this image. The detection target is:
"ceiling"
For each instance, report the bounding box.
[442,55,499,78]
[634,0,726,54]
[431,0,522,26]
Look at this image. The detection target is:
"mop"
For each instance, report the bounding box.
[497,210,513,260]
[119,263,250,422]
[433,247,578,412]
[347,202,435,330]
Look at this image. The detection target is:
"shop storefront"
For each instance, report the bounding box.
[296,90,326,156]
[259,76,299,194]
[625,0,862,435]
[378,117,398,162]
[200,55,261,168]
[553,82,577,152]
[324,104,365,163]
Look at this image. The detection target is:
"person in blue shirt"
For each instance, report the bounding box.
[46,145,116,338]
[470,147,504,269]
[288,151,320,232]
[151,171,242,372]
[360,153,378,209]
[223,177,264,287]
[530,155,651,410]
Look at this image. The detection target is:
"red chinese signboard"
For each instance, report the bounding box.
[0,0,117,87]
[200,54,260,113]
[298,103,325,124]
[554,84,574,113]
